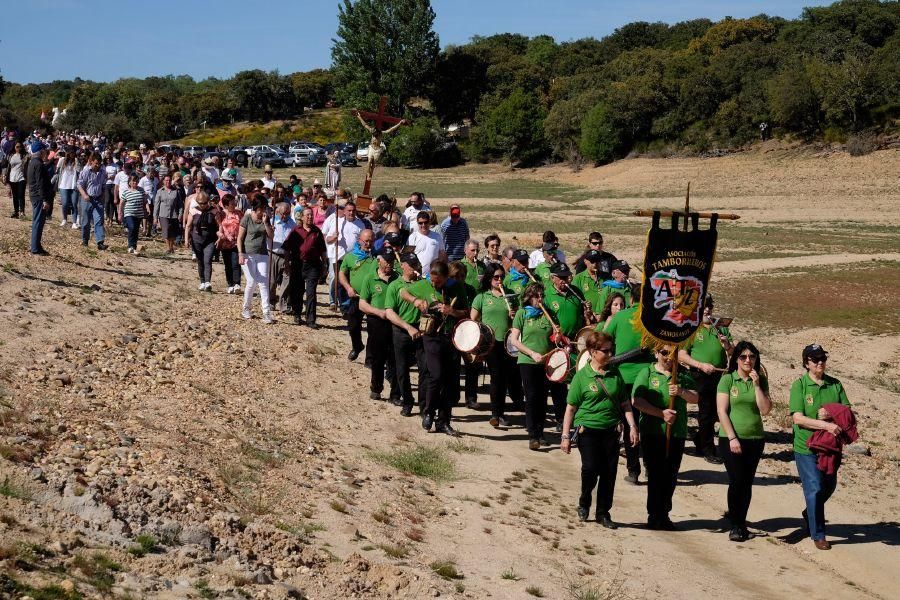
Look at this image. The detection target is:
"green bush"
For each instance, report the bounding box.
[470,89,548,166]
[579,102,622,164]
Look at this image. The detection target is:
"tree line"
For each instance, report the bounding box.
[2,0,898,167]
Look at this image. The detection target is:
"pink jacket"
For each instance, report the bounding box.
[807,403,858,475]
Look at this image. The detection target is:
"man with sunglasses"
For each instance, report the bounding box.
[407,210,445,275]
[574,232,617,278]
[528,230,565,269]
[678,294,733,464]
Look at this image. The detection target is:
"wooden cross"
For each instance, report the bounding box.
[353,95,408,196]
[356,96,404,134]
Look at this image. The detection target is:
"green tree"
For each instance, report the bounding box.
[579,102,622,164]
[470,88,547,165]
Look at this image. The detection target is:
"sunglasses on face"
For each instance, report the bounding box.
[808,357,827,364]
[589,240,602,245]
[492,275,503,280]
[738,353,756,361]
[658,349,672,357]
[594,346,614,355]
[417,221,429,225]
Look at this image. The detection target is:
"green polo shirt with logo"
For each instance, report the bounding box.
[600,305,651,385]
[359,272,398,310]
[533,262,552,287]
[461,257,485,289]
[544,286,583,337]
[384,278,420,325]
[472,291,512,342]
[503,272,528,300]
[568,364,625,431]
[571,270,604,313]
[511,309,553,366]
[632,364,697,438]
[406,278,468,334]
[341,253,376,292]
[717,372,769,439]
[789,372,850,455]
[683,324,732,368]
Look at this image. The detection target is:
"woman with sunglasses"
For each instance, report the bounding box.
[790,344,850,550]
[509,282,554,451]
[561,331,636,527]
[482,234,502,268]
[632,346,699,530]
[471,262,519,427]
[716,341,771,542]
[189,191,219,291]
[5,142,28,218]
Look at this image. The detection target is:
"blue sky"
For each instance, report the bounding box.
[1,0,832,84]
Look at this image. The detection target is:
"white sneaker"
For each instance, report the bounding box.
[128,247,135,254]
[233,284,241,293]
[72,222,79,230]
[191,253,196,261]
[198,283,206,291]
[241,309,252,320]
[59,219,67,227]
[204,283,212,292]
[262,314,274,324]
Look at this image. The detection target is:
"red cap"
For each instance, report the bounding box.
[450,204,461,216]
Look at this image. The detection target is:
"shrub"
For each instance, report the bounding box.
[470,89,548,166]
[371,444,455,482]
[846,132,876,156]
[579,102,622,164]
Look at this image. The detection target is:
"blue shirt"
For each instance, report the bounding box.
[439,216,470,261]
[78,165,106,197]
[272,216,296,253]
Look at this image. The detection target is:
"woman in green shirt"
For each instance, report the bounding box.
[716,341,772,542]
[632,347,699,530]
[561,331,637,528]
[471,263,518,428]
[509,282,553,451]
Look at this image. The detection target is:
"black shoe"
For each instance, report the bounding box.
[421,414,434,431]
[369,391,381,400]
[348,349,360,361]
[389,395,402,406]
[728,527,748,542]
[30,249,50,256]
[623,471,639,485]
[647,518,661,530]
[436,423,458,436]
[465,398,478,410]
[498,416,511,427]
[577,507,589,522]
[294,317,304,326]
[659,517,678,531]
[400,406,413,417]
[9,212,18,218]
[82,241,88,247]
[97,242,108,251]
[528,439,540,451]
[307,323,319,330]
[598,513,617,529]
[282,308,294,316]
[703,452,724,465]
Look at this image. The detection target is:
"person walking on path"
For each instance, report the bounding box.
[76,153,109,251]
[189,192,219,292]
[238,196,274,323]
[26,142,52,255]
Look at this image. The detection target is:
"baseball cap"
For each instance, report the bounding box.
[449,204,461,216]
[400,252,421,268]
[29,141,44,154]
[221,168,237,181]
[541,241,559,253]
[802,344,828,363]
[611,260,630,274]
[378,248,397,263]
[584,249,603,263]
[549,262,572,278]
[384,231,402,247]
[511,249,530,265]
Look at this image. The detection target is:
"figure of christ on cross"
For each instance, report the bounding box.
[353,96,409,196]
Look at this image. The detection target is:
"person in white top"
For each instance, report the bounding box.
[322,201,366,305]
[261,165,277,190]
[56,150,80,227]
[407,209,445,275]
[528,230,566,268]
[401,192,431,231]
[114,162,133,202]
[201,157,220,184]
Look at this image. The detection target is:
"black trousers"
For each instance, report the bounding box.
[549,381,567,422]
[295,261,321,325]
[485,343,517,418]
[423,334,459,426]
[578,427,620,515]
[719,437,764,527]
[10,180,26,215]
[221,247,241,287]
[642,435,685,521]
[393,326,427,410]
[622,384,641,475]
[192,239,215,283]
[520,363,548,439]
[367,315,397,396]
[102,185,118,222]
[464,360,481,402]
[692,370,722,454]
[346,297,365,353]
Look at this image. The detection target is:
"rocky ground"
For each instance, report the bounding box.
[1,150,898,599]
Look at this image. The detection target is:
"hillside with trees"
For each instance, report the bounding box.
[1,0,897,166]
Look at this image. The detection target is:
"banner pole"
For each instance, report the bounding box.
[666,183,691,457]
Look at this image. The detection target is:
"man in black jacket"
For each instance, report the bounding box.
[26,142,52,255]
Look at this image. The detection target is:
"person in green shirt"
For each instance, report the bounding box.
[471,262,521,428]
[560,331,637,528]
[401,260,469,435]
[570,249,606,317]
[509,282,554,451]
[601,294,654,484]
[544,261,585,430]
[715,341,772,542]
[599,292,626,330]
[790,343,850,550]
[632,346,699,530]
[338,228,375,361]
[451,260,483,411]
[502,249,532,300]
[532,241,557,288]
[460,239,485,289]
[678,294,734,463]
[596,259,633,310]
[359,249,400,403]
[384,253,426,417]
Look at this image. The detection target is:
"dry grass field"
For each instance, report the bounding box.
[0,145,898,599]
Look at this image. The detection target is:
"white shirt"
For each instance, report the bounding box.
[408,229,443,274]
[402,203,432,231]
[262,175,277,190]
[114,170,131,199]
[529,248,566,268]
[202,166,220,184]
[55,158,79,190]
[321,214,365,263]
[104,164,118,185]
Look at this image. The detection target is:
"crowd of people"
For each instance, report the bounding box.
[1,129,857,550]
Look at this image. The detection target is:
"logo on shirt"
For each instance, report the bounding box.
[651,378,660,389]
[551,301,560,311]
[374,284,383,294]
[730,386,738,397]
[697,332,705,342]
[805,394,814,405]
[589,383,599,393]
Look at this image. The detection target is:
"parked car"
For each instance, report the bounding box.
[182,145,204,158]
[226,146,249,167]
[157,144,182,155]
[252,147,288,168]
[288,142,327,166]
[287,150,316,167]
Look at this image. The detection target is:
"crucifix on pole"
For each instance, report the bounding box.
[353,96,409,197]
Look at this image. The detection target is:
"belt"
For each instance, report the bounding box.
[271,249,285,256]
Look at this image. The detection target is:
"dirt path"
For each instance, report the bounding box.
[714,252,900,275]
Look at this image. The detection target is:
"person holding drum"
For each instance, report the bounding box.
[632,347,699,530]
[503,249,533,300]
[599,292,626,329]
[358,248,400,403]
[509,282,554,451]
[716,340,771,542]
[544,262,586,430]
[471,262,520,428]
[451,260,482,410]
[384,252,427,417]
[401,260,469,435]
[561,331,637,527]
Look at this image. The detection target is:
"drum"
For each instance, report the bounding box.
[504,330,519,358]
[452,319,494,359]
[576,349,590,372]
[544,348,572,383]
[574,326,594,352]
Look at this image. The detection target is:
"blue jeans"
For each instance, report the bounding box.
[30,197,48,253]
[123,216,141,250]
[795,452,839,541]
[80,196,105,244]
[59,188,78,222]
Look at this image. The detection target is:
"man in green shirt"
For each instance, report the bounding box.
[384,253,426,417]
[401,260,469,435]
[338,228,376,361]
[460,239,485,290]
[502,249,532,300]
[601,295,654,483]
[677,294,733,464]
[571,249,605,315]
[359,249,399,402]
[544,262,584,430]
[532,242,558,288]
